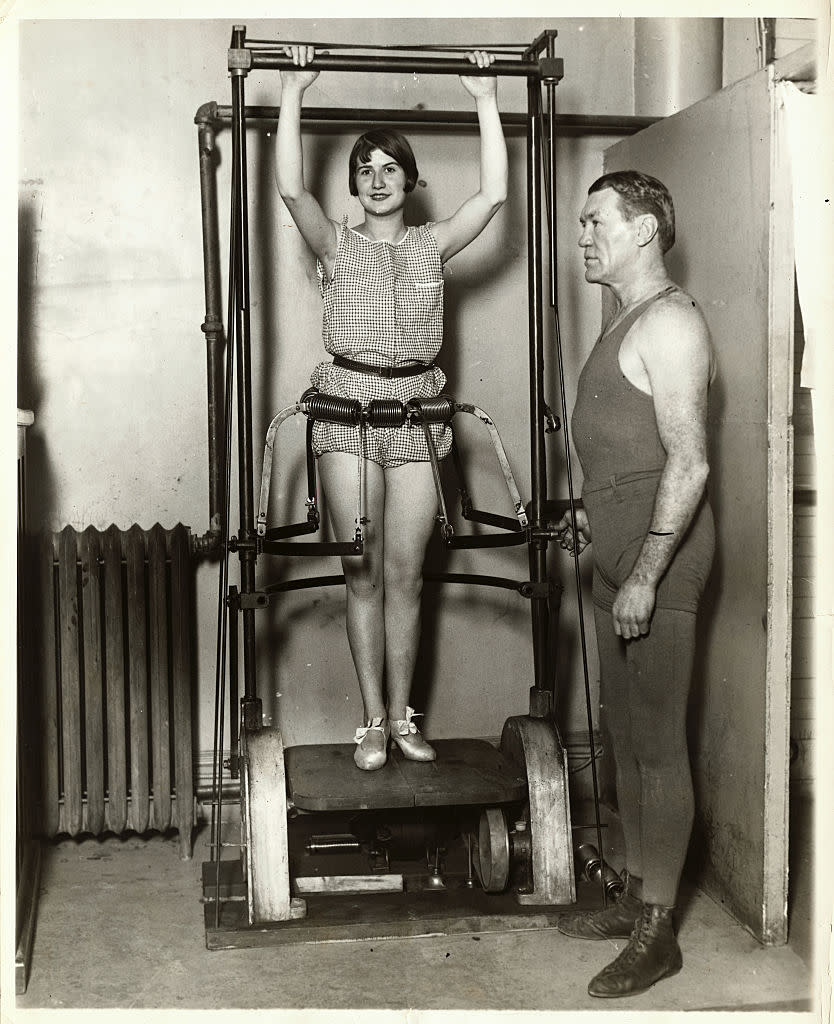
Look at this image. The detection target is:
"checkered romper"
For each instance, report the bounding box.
[311,219,453,469]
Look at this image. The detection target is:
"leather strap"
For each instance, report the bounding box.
[332,354,432,379]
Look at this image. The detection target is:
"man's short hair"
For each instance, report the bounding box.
[588,170,676,254]
[348,129,419,196]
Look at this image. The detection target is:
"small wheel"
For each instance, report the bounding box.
[473,807,511,893]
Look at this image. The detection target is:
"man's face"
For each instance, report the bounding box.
[578,187,638,286]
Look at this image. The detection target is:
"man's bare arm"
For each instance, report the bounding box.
[612,297,713,638]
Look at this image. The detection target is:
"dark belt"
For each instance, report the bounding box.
[332,354,432,379]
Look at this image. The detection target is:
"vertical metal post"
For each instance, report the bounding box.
[546,33,558,311]
[229,26,261,725]
[543,35,561,700]
[526,72,551,716]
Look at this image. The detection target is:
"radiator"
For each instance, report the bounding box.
[25,524,195,859]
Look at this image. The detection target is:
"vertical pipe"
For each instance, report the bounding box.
[229,26,259,712]
[634,18,723,117]
[196,110,224,538]
[526,74,549,708]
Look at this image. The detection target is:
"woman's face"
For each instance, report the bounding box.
[354,147,408,217]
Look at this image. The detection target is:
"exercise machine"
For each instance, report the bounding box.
[194,26,642,949]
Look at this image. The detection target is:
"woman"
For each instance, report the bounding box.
[275,45,507,770]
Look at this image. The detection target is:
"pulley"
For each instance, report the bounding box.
[471,807,535,894]
[472,808,511,893]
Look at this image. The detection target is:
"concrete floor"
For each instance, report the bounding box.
[13,795,818,1015]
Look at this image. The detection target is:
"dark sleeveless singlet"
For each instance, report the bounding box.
[571,285,714,613]
[572,286,675,485]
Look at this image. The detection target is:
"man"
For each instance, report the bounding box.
[555,170,715,998]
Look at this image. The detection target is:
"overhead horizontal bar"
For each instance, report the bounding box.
[233,49,563,81]
[245,39,532,53]
[202,103,658,135]
[218,105,529,128]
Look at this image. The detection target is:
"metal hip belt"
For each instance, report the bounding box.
[331,354,433,379]
[301,388,454,427]
[257,387,529,543]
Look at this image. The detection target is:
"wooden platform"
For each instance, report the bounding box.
[285,738,527,812]
[202,857,600,950]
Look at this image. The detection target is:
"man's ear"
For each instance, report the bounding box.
[635,213,659,248]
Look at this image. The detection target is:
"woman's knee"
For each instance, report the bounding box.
[343,557,383,600]
[383,554,423,599]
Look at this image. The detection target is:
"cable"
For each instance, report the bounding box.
[535,78,607,907]
[210,89,242,930]
[568,747,605,775]
[553,305,607,904]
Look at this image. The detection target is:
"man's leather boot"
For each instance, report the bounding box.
[557,871,643,939]
[587,903,683,998]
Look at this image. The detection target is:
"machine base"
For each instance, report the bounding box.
[202,858,603,950]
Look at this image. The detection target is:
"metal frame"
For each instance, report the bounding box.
[195,26,660,928]
[222,26,568,722]
[194,99,655,553]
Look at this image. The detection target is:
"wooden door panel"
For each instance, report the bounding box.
[603,67,791,943]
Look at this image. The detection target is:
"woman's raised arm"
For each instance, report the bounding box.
[275,46,339,268]
[431,51,508,263]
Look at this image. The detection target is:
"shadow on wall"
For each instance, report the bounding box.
[668,229,727,884]
[668,228,728,770]
[442,178,524,396]
[18,193,57,535]
[254,126,278,459]
[686,294,728,884]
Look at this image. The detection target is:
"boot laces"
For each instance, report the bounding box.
[630,904,668,950]
[618,940,646,965]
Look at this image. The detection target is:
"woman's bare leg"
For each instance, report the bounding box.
[318,452,386,720]
[382,460,439,721]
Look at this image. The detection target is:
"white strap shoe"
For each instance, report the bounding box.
[353,716,389,771]
[389,707,436,762]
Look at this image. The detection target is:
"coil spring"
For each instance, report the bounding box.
[366,399,407,428]
[300,389,456,427]
[303,389,362,426]
[407,394,457,424]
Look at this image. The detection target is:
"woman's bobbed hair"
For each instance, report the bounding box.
[348,129,419,196]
